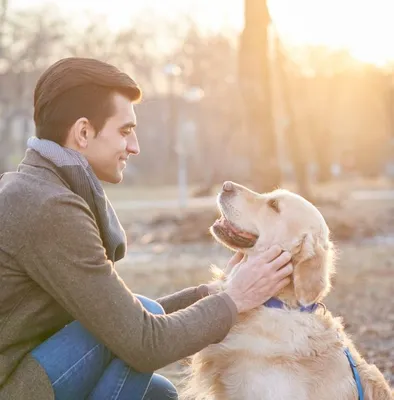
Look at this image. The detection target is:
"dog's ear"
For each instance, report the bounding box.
[292,233,334,306]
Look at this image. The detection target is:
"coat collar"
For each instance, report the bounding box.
[17,148,70,189]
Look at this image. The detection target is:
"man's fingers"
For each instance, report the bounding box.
[225,251,244,273]
[268,251,292,271]
[274,276,292,292]
[230,251,244,265]
[255,263,292,290]
[260,245,283,263]
[267,264,293,294]
[275,262,293,279]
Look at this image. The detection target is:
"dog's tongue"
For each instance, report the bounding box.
[237,230,258,240]
[220,217,257,240]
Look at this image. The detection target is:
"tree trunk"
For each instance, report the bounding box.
[313,126,332,183]
[272,31,314,200]
[239,0,280,193]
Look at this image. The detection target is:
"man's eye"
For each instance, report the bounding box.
[121,129,132,136]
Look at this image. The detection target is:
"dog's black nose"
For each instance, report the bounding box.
[223,181,234,192]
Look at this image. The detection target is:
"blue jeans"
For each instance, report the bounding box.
[31,295,178,400]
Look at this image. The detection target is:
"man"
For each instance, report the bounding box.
[0,58,293,399]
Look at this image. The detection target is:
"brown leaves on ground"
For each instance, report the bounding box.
[124,197,394,245]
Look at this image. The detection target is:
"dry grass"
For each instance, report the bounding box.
[103,183,201,202]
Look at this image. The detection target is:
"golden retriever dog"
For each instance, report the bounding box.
[183,181,393,400]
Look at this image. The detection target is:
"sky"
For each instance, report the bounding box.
[8,0,394,66]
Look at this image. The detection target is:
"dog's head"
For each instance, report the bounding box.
[210,181,335,306]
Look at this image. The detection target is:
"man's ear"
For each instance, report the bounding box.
[292,233,334,306]
[69,118,93,149]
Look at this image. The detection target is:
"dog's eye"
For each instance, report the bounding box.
[267,198,280,213]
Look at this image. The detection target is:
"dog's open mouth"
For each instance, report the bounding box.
[211,216,259,249]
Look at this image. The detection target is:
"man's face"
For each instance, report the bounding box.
[83,92,139,183]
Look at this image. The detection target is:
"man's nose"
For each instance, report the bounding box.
[127,132,140,155]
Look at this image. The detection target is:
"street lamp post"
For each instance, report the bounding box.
[177,86,204,209]
[176,120,192,209]
[163,63,182,176]
[163,63,204,209]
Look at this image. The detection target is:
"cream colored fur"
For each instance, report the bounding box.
[182,183,393,400]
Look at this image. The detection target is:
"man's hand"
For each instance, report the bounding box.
[225,251,244,273]
[224,245,293,313]
[205,251,245,295]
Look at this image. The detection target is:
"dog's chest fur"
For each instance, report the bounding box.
[189,307,358,400]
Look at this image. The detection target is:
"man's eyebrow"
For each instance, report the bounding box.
[119,121,137,129]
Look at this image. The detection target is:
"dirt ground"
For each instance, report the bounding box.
[113,181,394,390]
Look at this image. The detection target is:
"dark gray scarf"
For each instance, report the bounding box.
[27,137,126,262]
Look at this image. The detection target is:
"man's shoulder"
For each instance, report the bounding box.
[0,170,72,208]
[0,170,89,256]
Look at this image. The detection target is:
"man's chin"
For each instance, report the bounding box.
[98,172,123,184]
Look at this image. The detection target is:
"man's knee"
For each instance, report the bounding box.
[135,295,165,315]
[145,374,178,400]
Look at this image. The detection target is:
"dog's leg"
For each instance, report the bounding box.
[358,362,393,400]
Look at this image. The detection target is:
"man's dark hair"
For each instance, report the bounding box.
[34,57,141,145]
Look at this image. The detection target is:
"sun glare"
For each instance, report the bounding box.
[270,0,394,66]
[9,0,394,66]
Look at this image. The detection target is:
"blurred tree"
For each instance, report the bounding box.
[352,66,390,178]
[0,4,64,172]
[64,19,155,92]
[272,30,313,199]
[290,48,390,180]
[297,47,356,183]
[238,0,280,192]
[168,22,244,189]
[0,0,10,172]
